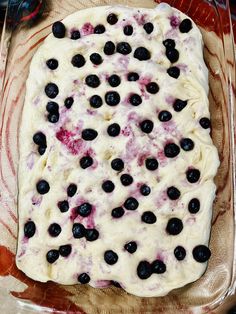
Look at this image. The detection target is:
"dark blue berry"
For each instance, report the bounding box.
[46,250,59,263]
[141,211,156,224]
[48,223,61,237]
[45,83,59,99]
[167,186,181,200]
[77,203,92,217]
[166,218,183,235]
[179,19,192,33]
[24,221,36,238]
[137,261,152,279]
[36,180,50,194]
[134,47,151,61]
[192,245,211,263]
[71,54,86,68]
[104,250,118,265]
[46,59,58,70]
[52,21,66,38]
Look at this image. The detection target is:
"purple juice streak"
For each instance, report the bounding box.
[81,23,94,36]
[18,247,26,258]
[33,96,40,106]
[56,128,85,155]
[86,206,95,229]
[95,280,111,288]
[133,13,147,25]
[86,109,97,116]
[117,56,129,70]
[137,153,149,166]
[27,153,35,170]
[122,125,132,137]
[186,217,196,225]
[176,63,188,72]
[170,15,180,28]
[32,195,42,206]
[165,95,175,105]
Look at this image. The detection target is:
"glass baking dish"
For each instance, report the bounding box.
[0,0,235,313]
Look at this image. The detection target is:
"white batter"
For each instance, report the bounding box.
[16,3,220,297]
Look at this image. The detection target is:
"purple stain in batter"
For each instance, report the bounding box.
[81,23,94,36]
[95,280,111,288]
[170,15,180,28]
[133,13,147,25]
[56,128,84,155]
[33,96,40,106]
[31,195,42,206]
[27,153,35,170]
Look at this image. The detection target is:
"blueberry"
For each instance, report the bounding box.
[145,158,158,171]
[140,184,151,196]
[158,110,172,122]
[167,66,180,79]
[167,186,181,200]
[90,53,103,65]
[58,200,69,213]
[48,223,61,237]
[137,261,152,279]
[127,72,139,81]
[64,97,74,109]
[45,83,59,99]
[146,82,159,94]
[105,91,120,106]
[85,75,100,88]
[48,113,59,123]
[151,260,166,274]
[94,24,106,34]
[186,169,200,183]
[134,47,151,61]
[24,221,36,238]
[180,138,194,151]
[107,123,120,137]
[71,30,80,39]
[166,49,179,63]
[108,75,121,87]
[82,128,98,141]
[36,180,50,194]
[104,250,118,265]
[72,223,85,238]
[199,117,211,129]
[117,42,132,55]
[77,202,92,217]
[80,156,93,169]
[111,158,124,171]
[166,218,183,235]
[124,241,137,254]
[90,95,103,108]
[163,39,176,49]
[140,120,154,134]
[71,54,86,68]
[143,22,154,34]
[120,174,133,186]
[104,41,116,55]
[85,229,99,241]
[111,207,125,218]
[102,180,115,193]
[46,101,59,113]
[33,132,46,146]
[67,184,77,197]
[174,246,186,261]
[124,25,133,36]
[188,198,200,214]
[107,13,118,25]
[173,99,187,112]
[129,94,142,106]
[59,244,72,257]
[164,143,180,158]
[46,58,58,70]
[124,197,139,210]
[78,273,90,284]
[52,21,66,38]
[192,245,211,263]
[38,146,46,155]
[179,18,192,33]
[46,250,59,263]
[141,211,157,224]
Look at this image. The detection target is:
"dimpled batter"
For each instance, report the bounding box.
[16,3,220,297]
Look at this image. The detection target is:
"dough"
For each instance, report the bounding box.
[16,3,220,297]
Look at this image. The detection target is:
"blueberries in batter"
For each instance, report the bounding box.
[127,72,139,81]
[129,94,142,106]
[67,183,77,197]
[140,119,154,133]
[105,91,120,106]
[71,30,80,39]
[36,180,50,194]
[167,66,180,79]
[193,245,211,263]
[146,82,159,94]
[48,223,62,237]
[46,101,59,113]
[174,246,186,261]
[59,244,72,257]
[58,200,69,213]
[179,18,192,33]
[78,273,91,284]
[117,42,132,55]
[85,228,99,241]
[48,112,59,123]
[140,184,151,196]
[111,207,125,218]
[80,156,93,169]
[85,74,100,88]
[158,110,172,122]
[52,21,66,38]
[163,39,175,49]
[186,169,200,183]
[107,123,121,137]
[164,143,180,158]
[102,180,115,193]
[199,117,211,129]
[134,47,151,61]
[141,211,157,224]
[46,250,59,263]
[173,99,187,112]
[167,186,181,200]
[124,197,139,210]
[71,54,86,68]
[188,198,200,214]
[24,221,36,238]
[45,83,59,99]
[38,146,46,155]
[180,138,194,151]
[166,218,183,235]
[151,260,166,274]
[82,128,98,141]
[143,22,154,34]
[90,53,103,65]
[145,158,158,171]
[64,97,74,109]
[94,24,106,34]
[120,174,133,186]
[107,13,118,25]
[104,41,116,55]
[123,25,133,36]
[137,261,152,279]
[104,250,118,265]
[124,241,137,254]
[166,48,179,63]
[111,158,124,171]
[46,58,58,70]
[77,202,92,217]
[108,74,121,87]
[90,95,103,108]
[72,223,85,238]
[33,132,46,147]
